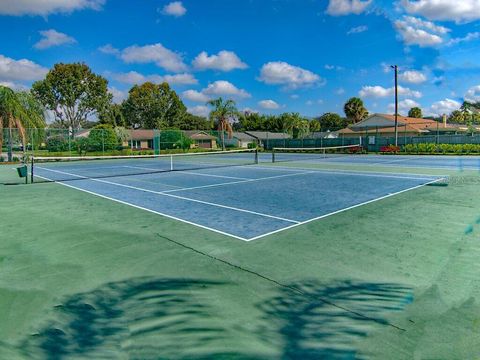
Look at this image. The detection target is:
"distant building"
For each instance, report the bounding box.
[183,130,217,149]
[338,113,464,137]
[244,131,292,148]
[229,132,257,148]
[309,131,339,139]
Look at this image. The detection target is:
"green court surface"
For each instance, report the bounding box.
[1,161,480,359]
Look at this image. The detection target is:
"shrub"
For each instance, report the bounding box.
[88,125,119,151]
[46,135,69,152]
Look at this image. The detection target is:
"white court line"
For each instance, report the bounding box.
[246,177,446,241]
[162,170,316,193]
[124,165,249,180]
[35,166,446,242]
[36,167,300,224]
[33,174,249,241]
[250,163,447,179]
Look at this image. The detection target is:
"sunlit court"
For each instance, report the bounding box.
[2,0,480,358]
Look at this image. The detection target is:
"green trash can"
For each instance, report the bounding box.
[16,165,28,184]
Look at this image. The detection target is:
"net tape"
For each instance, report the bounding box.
[31,149,258,183]
[272,144,362,163]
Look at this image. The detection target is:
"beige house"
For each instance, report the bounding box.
[339,113,464,138]
[123,130,155,149]
[183,131,217,149]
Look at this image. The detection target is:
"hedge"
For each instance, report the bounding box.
[403,143,480,154]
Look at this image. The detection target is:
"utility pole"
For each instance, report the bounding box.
[391,65,398,147]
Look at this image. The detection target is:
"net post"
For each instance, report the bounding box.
[30,156,34,184]
[254,149,259,164]
[272,148,276,163]
[170,155,173,171]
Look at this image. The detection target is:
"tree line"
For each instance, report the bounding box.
[3,61,480,153]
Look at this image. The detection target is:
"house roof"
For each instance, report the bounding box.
[129,129,155,140]
[341,113,461,135]
[232,132,256,141]
[309,131,339,139]
[183,130,216,140]
[245,131,292,140]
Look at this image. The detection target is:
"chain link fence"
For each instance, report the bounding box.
[1,128,259,162]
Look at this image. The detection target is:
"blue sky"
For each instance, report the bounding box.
[1,0,480,119]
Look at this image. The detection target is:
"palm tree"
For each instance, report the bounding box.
[344,97,368,123]
[0,86,45,161]
[207,97,238,150]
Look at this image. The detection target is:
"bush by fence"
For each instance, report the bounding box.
[403,143,480,154]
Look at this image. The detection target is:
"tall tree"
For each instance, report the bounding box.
[32,63,111,129]
[0,86,46,159]
[207,98,238,150]
[176,113,212,130]
[316,112,347,131]
[309,119,321,132]
[344,97,368,123]
[408,107,423,118]
[448,110,467,124]
[122,82,187,129]
[99,103,126,127]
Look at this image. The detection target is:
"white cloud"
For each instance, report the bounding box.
[394,16,448,47]
[326,0,372,16]
[192,51,247,72]
[347,25,368,35]
[429,98,461,116]
[188,105,209,117]
[336,87,346,95]
[0,0,104,16]
[182,89,210,103]
[447,32,480,46]
[203,80,250,98]
[387,99,420,114]
[111,71,197,85]
[401,0,480,23]
[258,100,281,110]
[399,70,427,84]
[465,85,480,103]
[259,61,322,89]
[120,43,187,73]
[162,73,198,85]
[0,81,28,91]
[0,54,48,82]
[109,87,127,104]
[98,44,120,55]
[395,16,450,48]
[360,85,422,98]
[290,94,300,99]
[34,29,76,50]
[162,1,186,17]
[324,64,344,70]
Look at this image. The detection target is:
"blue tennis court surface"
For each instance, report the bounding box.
[271,152,480,170]
[34,161,443,241]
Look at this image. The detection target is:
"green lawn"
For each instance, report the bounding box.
[1,163,479,359]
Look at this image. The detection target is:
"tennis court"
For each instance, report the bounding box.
[2,147,480,359]
[31,150,443,240]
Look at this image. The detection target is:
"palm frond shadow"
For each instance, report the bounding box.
[20,277,247,360]
[256,280,413,359]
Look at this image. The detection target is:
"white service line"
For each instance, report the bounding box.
[124,165,250,180]
[36,166,300,224]
[250,163,447,179]
[162,170,316,193]
[33,173,249,241]
[246,177,446,241]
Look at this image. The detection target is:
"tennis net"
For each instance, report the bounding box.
[272,144,363,163]
[31,149,258,183]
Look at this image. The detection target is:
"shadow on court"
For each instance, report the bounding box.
[15,277,412,359]
[256,280,413,359]
[18,277,252,360]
